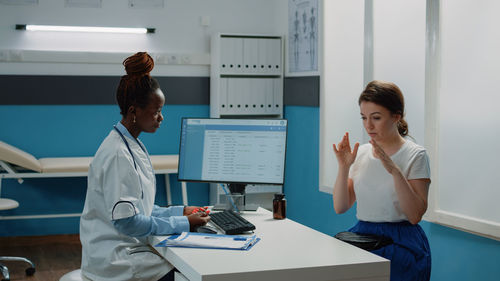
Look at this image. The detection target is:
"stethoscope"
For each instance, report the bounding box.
[113,125,149,199]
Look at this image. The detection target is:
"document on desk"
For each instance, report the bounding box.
[156,232,260,251]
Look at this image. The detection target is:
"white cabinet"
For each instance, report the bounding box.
[209,33,284,208]
[210,33,284,118]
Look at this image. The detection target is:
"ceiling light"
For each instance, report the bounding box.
[15,24,155,34]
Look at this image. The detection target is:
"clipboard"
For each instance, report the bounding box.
[155,232,260,251]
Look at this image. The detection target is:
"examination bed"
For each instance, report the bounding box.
[0,140,181,217]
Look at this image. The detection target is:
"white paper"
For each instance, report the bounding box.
[158,232,258,250]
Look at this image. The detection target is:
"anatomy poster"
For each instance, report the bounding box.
[288,0,318,74]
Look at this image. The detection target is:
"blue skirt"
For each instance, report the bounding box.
[349,220,431,281]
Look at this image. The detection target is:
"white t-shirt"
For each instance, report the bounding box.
[349,140,430,222]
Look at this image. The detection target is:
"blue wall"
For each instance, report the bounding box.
[0,104,210,236]
[2,104,500,280]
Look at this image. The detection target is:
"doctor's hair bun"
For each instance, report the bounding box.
[116,52,160,116]
[123,52,155,77]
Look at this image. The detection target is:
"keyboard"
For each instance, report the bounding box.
[209,210,256,235]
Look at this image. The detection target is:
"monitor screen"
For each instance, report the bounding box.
[177,118,287,185]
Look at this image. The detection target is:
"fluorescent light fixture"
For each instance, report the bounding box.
[15,24,155,34]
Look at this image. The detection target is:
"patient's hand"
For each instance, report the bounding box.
[333,132,359,168]
[370,138,397,175]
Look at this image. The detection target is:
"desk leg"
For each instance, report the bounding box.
[181,182,188,206]
[164,174,172,206]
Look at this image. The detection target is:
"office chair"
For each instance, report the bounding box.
[0,198,36,281]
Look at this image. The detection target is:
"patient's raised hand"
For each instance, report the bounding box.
[333,132,359,168]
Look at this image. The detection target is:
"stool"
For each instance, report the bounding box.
[59,269,83,281]
[0,198,36,281]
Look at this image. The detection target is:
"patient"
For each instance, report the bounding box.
[332,80,431,281]
[79,52,210,281]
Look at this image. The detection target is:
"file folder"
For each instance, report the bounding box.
[156,232,260,251]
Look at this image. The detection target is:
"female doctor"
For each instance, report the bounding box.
[80,52,210,281]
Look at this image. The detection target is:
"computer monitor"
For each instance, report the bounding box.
[177,118,288,197]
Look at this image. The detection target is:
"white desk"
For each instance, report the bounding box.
[151,208,390,281]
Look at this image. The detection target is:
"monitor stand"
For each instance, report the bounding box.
[213,183,259,211]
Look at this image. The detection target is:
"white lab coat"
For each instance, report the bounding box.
[80,128,173,281]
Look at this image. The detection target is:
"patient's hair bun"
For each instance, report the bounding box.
[123,52,154,77]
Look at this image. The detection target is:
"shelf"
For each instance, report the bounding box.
[210,33,284,118]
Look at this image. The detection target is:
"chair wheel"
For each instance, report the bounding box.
[26,267,36,276]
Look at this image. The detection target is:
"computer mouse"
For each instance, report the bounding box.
[196,225,218,234]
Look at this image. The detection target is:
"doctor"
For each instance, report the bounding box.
[80,52,210,281]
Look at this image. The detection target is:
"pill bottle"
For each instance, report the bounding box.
[273,193,286,219]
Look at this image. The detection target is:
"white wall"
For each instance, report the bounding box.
[320,0,426,192]
[322,0,500,239]
[372,0,426,145]
[319,0,365,192]
[426,0,500,238]
[0,0,287,76]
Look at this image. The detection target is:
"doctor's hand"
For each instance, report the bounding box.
[333,132,359,168]
[370,138,398,175]
[187,212,211,231]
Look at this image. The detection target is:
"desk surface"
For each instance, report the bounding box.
[152,208,390,281]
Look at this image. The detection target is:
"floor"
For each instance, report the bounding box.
[0,234,81,281]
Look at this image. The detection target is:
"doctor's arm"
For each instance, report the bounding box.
[152,205,208,217]
[151,205,184,217]
[113,211,210,237]
[113,213,189,237]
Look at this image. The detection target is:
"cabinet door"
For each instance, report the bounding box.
[219,78,228,114]
[243,38,259,74]
[269,38,282,75]
[273,78,283,115]
[220,37,243,74]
